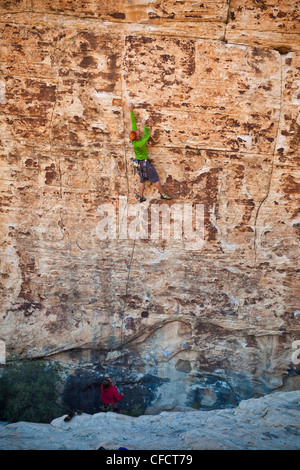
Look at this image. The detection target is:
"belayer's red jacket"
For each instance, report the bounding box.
[100,384,123,405]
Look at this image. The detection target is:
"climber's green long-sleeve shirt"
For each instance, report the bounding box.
[130,111,150,161]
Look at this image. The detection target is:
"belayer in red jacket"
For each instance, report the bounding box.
[100,377,124,412]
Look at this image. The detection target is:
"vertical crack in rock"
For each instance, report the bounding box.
[48,32,62,198]
[120,206,141,348]
[117,36,137,349]
[120,36,130,200]
[223,0,233,42]
[253,52,283,267]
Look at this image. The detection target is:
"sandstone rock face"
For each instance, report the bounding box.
[0,391,299,450]
[0,1,300,412]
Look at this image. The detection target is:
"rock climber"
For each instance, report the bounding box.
[99,377,124,413]
[129,103,172,203]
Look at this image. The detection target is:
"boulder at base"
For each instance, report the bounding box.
[0,391,299,450]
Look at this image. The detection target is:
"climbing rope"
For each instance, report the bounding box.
[117,197,141,349]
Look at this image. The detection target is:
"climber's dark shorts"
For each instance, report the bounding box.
[137,159,159,184]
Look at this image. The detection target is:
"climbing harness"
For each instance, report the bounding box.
[132,158,150,183]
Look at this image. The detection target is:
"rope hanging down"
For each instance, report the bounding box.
[117,204,141,348]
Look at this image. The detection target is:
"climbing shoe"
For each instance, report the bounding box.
[161,194,172,200]
[140,197,146,203]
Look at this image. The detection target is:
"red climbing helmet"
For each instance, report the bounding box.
[129,130,139,141]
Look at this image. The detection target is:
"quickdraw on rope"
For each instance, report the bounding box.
[124,259,130,270]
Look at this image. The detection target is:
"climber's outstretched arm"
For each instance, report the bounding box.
[128,102,150,146]
[129,102,137,131]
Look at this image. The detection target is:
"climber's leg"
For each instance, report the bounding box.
[153,181,172,200]
[146,162,172,199]
[139,181,145,197]
[137,162,147,202]
[153,181,164,195]
[139,182,146,202]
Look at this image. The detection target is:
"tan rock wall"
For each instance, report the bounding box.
[0,1,299,409]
